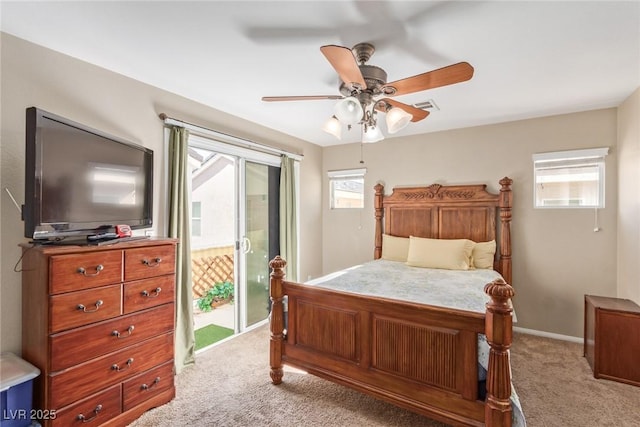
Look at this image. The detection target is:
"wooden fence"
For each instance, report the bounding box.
[191,245,234,299]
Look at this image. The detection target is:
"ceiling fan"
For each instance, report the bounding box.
[262,42,474,142]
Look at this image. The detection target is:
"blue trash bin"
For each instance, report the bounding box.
[0,353,40,427]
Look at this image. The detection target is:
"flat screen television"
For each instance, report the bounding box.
[24,107,153,241]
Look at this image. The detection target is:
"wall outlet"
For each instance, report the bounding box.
[144,229,155,237]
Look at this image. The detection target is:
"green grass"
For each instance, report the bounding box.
[195,324,234,350]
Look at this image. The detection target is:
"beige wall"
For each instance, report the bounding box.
[0,33,324,354]
[617,88,640,303]
[323,109,619,338]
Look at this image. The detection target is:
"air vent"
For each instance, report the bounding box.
[413,99,440,111]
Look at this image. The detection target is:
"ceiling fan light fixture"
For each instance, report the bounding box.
[385,107,412,134]
[322,115,342,140]
[264,43,474,143]
[334,96,364,125]
[362,124,384,144]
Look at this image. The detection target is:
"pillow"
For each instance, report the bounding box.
[472,240,496,269]
[406,236,474,270]
[381,234,410,262]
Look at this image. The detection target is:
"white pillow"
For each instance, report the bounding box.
[381,234,410,262]
[406,236,474,270]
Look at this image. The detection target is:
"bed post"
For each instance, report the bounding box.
[484,278,515,427]
[498,177,513,285]
[374,183,384,259]
[269,256,286,385]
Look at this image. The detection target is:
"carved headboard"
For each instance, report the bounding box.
[374,177,513,284]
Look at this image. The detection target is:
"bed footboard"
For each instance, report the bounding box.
[269,257,515,427]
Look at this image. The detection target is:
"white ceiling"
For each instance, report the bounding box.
[1,1,639,147]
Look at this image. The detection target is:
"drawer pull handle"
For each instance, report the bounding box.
[141,377,161,391]
[142,257,162,267]
[76,404,102,423]
[112,325,135,338]
[77,300,103,313]
[111,358,134,372]
[141,287,162,298]
[77,264,104,277]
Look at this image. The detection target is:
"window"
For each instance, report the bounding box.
[191,201,202,236]
[328,168,366,209]
[533,147,609,208]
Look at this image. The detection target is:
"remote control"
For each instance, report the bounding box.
[87,232,118,241]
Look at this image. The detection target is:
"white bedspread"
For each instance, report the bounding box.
[305,259,526,427]
[307,258,503,313]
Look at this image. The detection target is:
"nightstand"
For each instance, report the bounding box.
[584,295,640,387]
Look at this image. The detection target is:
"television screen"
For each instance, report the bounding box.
[24,107,153,241]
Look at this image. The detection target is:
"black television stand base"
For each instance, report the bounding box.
[32,235,150,247]
[32,237,90,246]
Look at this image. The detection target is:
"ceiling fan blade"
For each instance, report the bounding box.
[262,95,344,102]
[320,45,367,89]
[376,98,430,122]
[383,62,474,96]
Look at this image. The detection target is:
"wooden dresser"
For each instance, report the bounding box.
[584,294,640,387]
[21,238,178,426]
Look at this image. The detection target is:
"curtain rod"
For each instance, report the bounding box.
[158,113,303,161]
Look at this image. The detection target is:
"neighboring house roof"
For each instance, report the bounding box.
[191,151,234,192]
[334,179,363,194]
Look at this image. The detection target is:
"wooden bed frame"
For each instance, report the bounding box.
[269,177,515,427]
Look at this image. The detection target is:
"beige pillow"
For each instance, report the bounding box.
[406,236,474,270]
[472,240,496,269]
[381,234,410,262]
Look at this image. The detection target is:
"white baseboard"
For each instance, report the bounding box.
[514,326,582,344]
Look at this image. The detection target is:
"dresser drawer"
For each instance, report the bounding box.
[49,332,174,408]
[50,251,123,294]
[124,245,176,281]
[50,303,175,371]
[124,275,176,314]
[123,360,175,411]
[49,284,122,333]
[50,384,121,427]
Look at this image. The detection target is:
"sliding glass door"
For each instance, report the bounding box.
[240,161,279,328]
[189,135,279,342]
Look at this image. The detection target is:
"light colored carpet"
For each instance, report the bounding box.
[509,332,640,427]
[129,324,640,427]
